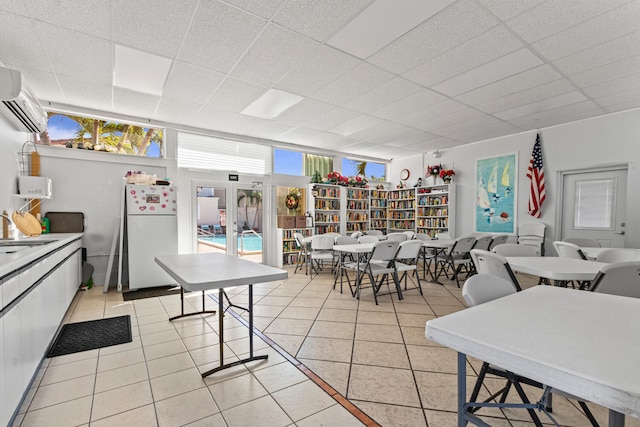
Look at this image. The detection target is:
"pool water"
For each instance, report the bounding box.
[199,235,263,252]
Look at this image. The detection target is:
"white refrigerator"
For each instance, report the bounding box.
[125,184,178,290]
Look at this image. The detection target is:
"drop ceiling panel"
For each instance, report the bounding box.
[231,23,318,87]
[35,22,112,83]
[397,99,470,129]
[347,121,422,142]
[507,100,602,129]
[272,0,373,42]
[274,44,359,96]
[344,77,423,114]
[475,79,578,115]
[496,91,589,121]
[248,120,294,140]
[275,98,334,125]
[179,0,266,73]
[570,55,640,88]
[57,75,112,112]
[603,98,640,113]
[0,11,52,71]
[532,1,640,61]
[371,88,448,121]
[25,0,110,39]
[303,107,362,131]
[204,78,268,113]
[155,97,204,125]
[224,0,285,19]
[14,68,63,103]
[0,0,28,15]
[113,87,160,118]
[424,108,487,133]
[112,0,198,58]
[368,0,497,74]
[312,62,393,105]
[163,62,225,105]
[475,0,545,21]
[402,25,523,87]
[330,114,384,137]
[593,86,640,107]
[583,72,640,99]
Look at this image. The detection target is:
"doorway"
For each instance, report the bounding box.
[559,166,628,248]
[195,182,264,263]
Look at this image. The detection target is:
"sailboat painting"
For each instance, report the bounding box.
[475,153,517,233]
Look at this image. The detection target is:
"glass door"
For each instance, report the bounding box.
[234,185,264,263]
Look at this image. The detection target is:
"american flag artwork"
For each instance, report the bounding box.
[527,133,546,218]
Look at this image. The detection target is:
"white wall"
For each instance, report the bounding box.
[0,115,28,218]
[391,109,640,253]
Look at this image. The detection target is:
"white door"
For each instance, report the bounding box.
[560,167,627,247]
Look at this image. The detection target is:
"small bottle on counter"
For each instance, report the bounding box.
[2,210,9,239]
[39,214,50,234]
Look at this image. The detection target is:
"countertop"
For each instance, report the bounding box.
[0,233,83,278]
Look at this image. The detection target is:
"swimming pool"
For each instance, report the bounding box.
[198,234,263,253]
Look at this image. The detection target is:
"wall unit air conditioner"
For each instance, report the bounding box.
[0,66,47,133]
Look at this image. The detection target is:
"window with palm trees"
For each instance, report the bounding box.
[36,112,164,157]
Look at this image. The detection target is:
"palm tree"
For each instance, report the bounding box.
[247,190,262,231]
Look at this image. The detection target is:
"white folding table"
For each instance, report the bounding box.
[155,253,287,378]
[426,286,640,427]
[506,256,605,286]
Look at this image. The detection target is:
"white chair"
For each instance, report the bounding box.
[293,232,308,274]
[590,261,640,298]
[438,236,476,287]
[595,248,640,263]
[358,235,379,244]
[472,235,493,252]
[402,230,415,240]
[462,274,599,426]
[563,237,600,248]
[350,231,363,239]
[366,229,383,236]
[386,232,408,242]
[436,232,451,240]
[309,235,335,278]
[394,240,423,295]
[488,234,509,250]
[414,233,436,281]
[518,222,546,256]
[553,241,587,260]
[356,240,401,305]
[470,249,521,291]
[493,243,539,257]
[334,235,359,292]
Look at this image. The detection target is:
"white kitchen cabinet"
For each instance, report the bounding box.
[0,302,5,427]
[3,303,22,425]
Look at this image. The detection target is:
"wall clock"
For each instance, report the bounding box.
[400,169,410,180]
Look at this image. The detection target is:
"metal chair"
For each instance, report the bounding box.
[355,240,401,305]
[394,240,423,295]
[470,249,521,291]
[293,232,308,274]
[309,235,335,278]
[518,222,546,256]
[590,261,640,298]
[334,235,359,293]
[414,233,436,281]
[437,236,476,287]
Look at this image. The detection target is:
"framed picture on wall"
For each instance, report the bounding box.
[475,153,517,234]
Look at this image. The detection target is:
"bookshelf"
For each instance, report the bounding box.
[416,184,455,238]
[278,227,313,267]
[369,189,387,232]
[345,188,369,233]
[387,188,416,232]
[312,184,341,234]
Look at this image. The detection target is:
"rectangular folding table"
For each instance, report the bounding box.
[155,253,288,378]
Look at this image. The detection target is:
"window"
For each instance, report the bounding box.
[573,178,616,229]
[274,148,333,177]
[342,158,386,181]
[37,112,163,157]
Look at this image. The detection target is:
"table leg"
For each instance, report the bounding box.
[458,352,467,427]
[609,410,625,427]
[431,248,446,286]
[169,287,216,321]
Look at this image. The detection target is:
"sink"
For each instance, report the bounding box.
[0,240,52,247]
[0,246,31,254]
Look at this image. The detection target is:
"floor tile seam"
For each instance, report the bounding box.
[38,360,99,388]
[20,394,93,424]
[89,399,159,424]
[26,373,97,414]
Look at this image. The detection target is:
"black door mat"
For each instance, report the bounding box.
[47,315,132,358]
[122,285,184,301]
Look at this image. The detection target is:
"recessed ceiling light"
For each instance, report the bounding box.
[327,0,455,59]
[241,89,303,119]
[114,44,172,96]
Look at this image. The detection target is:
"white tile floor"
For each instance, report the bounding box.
[12,265,640,427]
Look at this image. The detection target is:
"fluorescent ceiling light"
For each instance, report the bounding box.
[327,0,454,59]
[495,91,588,120]
[114,44,172,96]
[241,89,303,119]
[433,49,544,97]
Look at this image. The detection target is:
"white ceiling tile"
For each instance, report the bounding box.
[278,126,353,150]
[368,0,498,74]
[504,0,630,43]
[56,74,112,112]
[344,77,423,114]
[507,100,603,129]
[223,0,285,19]
[551,30,640,76]
[432,48,544,96]
[475,79,578,115]
[12,67,61,103]
[426,108,488,133]
[330,114,384,137]
[0,11,51,71]
[114,45,172,96]
[249,120,295,140]
[179,1,266,73]
[495,91,588,120]
[532,1,640,60]
[347,121,421,142]
[402,25,523,87]
[303,107,362,131]
[593,86,640,107]
[397,99,469,129]
[154,97,203,125]
[112,0,198,58]
[275,45,360,96]
[113,87,160,118]
[231,23,318,87]
[313,62,393,105]
[569,55,640,88]
[437,116,520,142]
[371,88,448,120]
[384,132,438,148]
[34,21,112,83]
[326,0,454,59]
[191,109,238,130]
[455,65,562,106]
[0,0,28,15]
[163,62,225,105]
[275,98,334,125]
[272,0,373,42]
[602,98,640,113]
[25,0,111,38]
[476,0,545,21]
[582,72,640,99]
[205,78,268,113]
